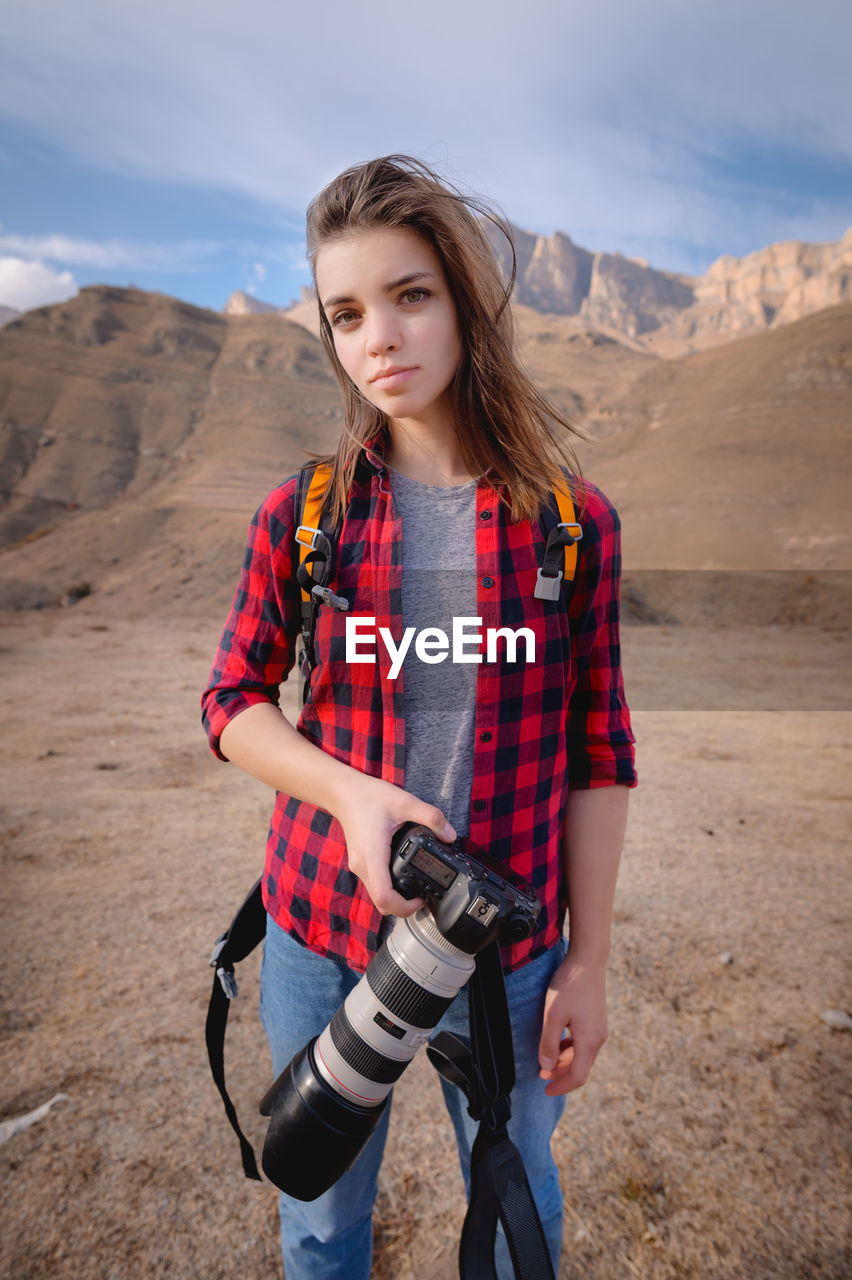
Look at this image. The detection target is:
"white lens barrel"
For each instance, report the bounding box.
[314,910,475,1105]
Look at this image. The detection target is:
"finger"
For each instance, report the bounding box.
[364,856,425,917]
[543,1039,599,1096]
[538,996,571,1072]
[410,804,456,844]
[381,890,425,918]
[370,862,424,916]
[539,1030,572,1076]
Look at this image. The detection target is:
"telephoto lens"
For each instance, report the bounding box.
[259,824,539,1199]
[260,907,475,1199]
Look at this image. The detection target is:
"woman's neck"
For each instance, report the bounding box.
[385,416,473,488]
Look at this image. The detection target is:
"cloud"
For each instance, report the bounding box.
[0,258,78,310]
[263,242,311,274]
[0,232,222,272]
[246,260,267,295]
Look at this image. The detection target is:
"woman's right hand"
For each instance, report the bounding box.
[332,771,456,917]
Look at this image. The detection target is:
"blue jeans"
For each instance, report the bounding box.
[259,915,567,1280]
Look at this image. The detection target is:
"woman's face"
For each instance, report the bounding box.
[314,226,464,431]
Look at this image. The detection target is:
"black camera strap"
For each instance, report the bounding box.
[428,941,557,1280]
[205,877,267,1181]
[206,891,556,1277]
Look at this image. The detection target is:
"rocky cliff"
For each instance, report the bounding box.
[222,289,283,316]
[683,228,852,340]
[484,222,852,353]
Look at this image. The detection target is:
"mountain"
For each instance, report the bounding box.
[484,223,852,355]
[223,290,285,317]
[224,286,315,318]
[485,224,691,337]
[0,285,340,609]
[0,285,849,619]
[0,305,21,328]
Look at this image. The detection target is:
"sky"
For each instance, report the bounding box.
[1,0,850,314]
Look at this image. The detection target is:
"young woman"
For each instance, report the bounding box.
[202,155,636,1279]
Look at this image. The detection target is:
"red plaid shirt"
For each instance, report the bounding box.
[202,438,636,973]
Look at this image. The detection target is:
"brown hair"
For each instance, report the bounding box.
[305,154,584,523]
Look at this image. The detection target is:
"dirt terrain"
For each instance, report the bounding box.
[1,601,849,1280]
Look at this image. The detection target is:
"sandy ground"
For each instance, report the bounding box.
[1,604,850,1279]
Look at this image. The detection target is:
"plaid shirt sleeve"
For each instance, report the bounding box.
[201,477,301,760]
[565,481,637,789]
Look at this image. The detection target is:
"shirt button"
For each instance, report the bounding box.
[473,799,486,812]
[480,731,492,743]
[479,509,492,520]
[481,576,494,588]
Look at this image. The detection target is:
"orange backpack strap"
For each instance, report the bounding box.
[293,461,348,703]
[534,479,583,601]
[295,460,335,606]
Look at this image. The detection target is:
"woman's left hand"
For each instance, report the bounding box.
[537,954,609,1097]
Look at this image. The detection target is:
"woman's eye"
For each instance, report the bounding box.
[401,288,429,304]
[331,310,358,327]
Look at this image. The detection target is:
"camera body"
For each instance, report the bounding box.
[259,825,541,1200]
[391,823,540,950]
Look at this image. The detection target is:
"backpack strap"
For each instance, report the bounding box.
[294,461,349,704]
[295,461,335,602]
[535,478,583,602]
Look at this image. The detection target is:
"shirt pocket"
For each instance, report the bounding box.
[311,562,388,693]
[488,564,572,692]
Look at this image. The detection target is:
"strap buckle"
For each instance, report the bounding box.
[216,967,238,1000]
[535,521,583,600]
[209,935,239,999]
[482,1095,512,1133]
[295,524,322,550]
[534,567,563,601]
[311,583,349,612]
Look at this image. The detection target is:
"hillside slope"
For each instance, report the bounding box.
[586,303,852,569]
[0,286,341,610]
[0,290,849,618]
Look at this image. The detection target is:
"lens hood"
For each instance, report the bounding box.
[259,1038,388,1200]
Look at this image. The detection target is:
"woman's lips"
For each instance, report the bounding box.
[370,366,418,389]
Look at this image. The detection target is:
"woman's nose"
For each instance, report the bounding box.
[364,308,401,355]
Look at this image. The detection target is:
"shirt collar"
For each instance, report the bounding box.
[362,429,389,474]
[361,428,496,486]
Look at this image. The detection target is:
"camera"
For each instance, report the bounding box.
[259,824,540,1200]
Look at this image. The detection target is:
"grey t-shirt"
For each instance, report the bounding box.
[387,466,478,837]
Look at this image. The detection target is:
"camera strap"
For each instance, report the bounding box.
[205,877,267,1181]
[428,941,556,1280]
